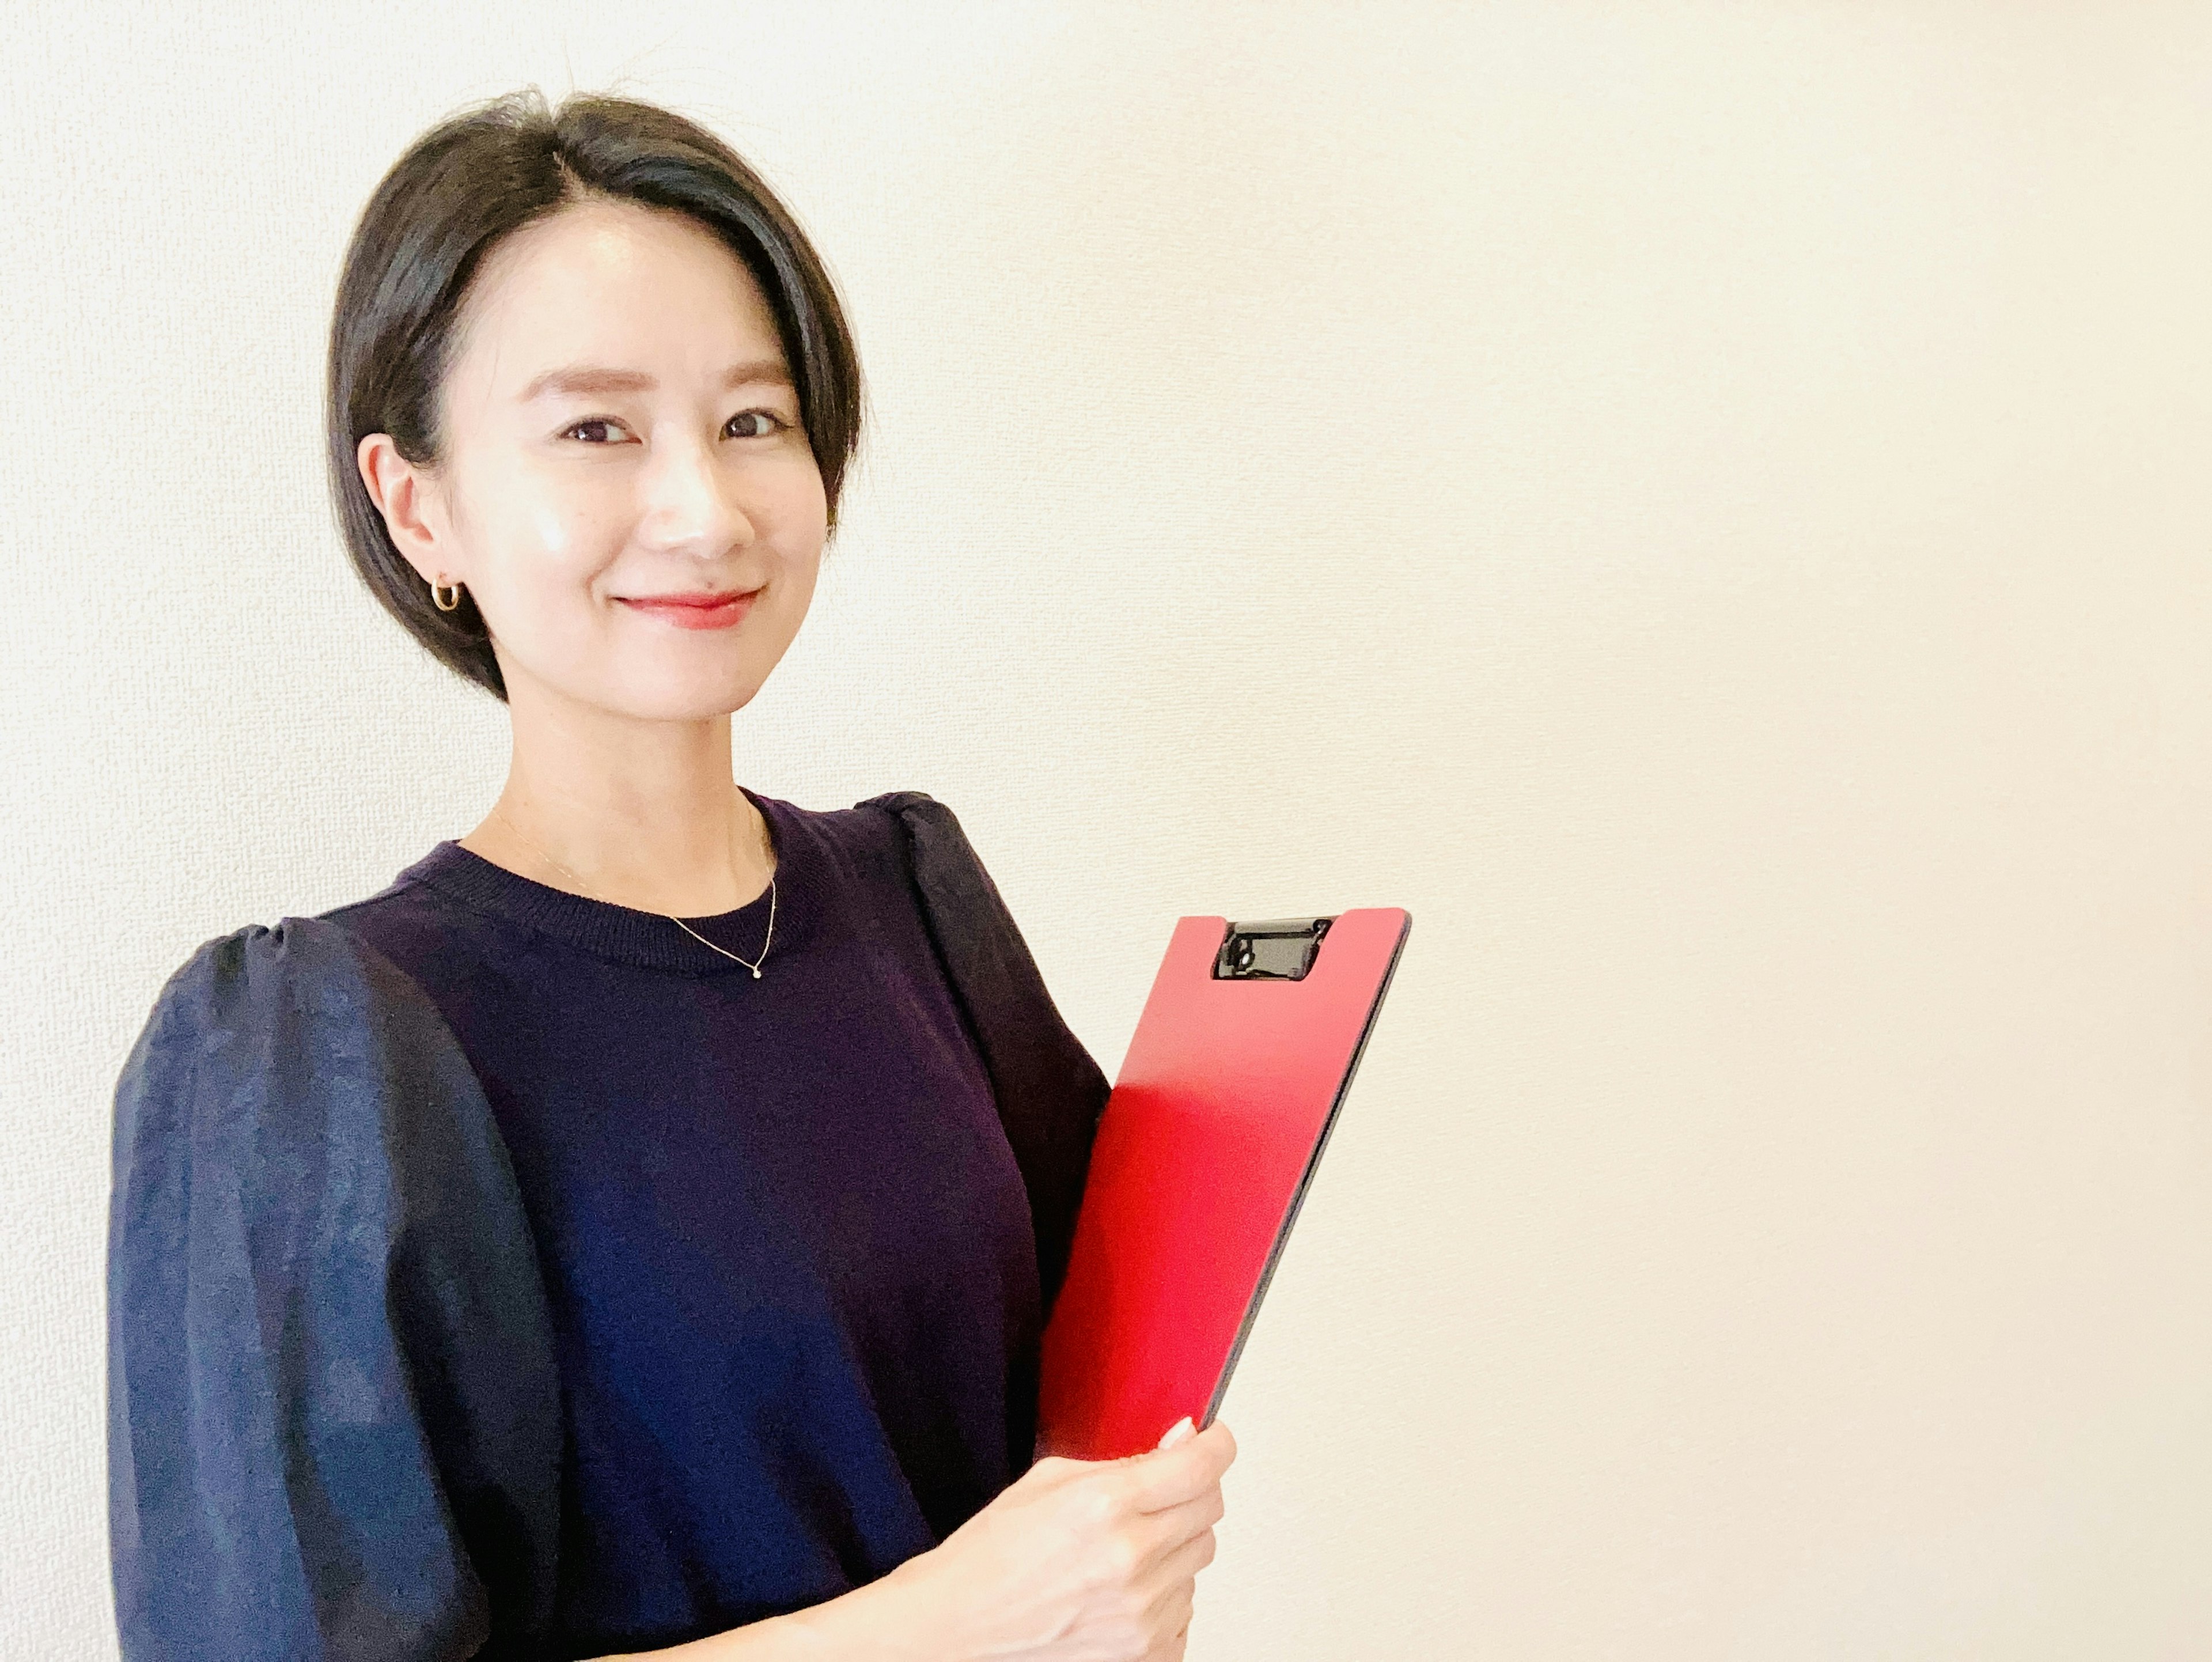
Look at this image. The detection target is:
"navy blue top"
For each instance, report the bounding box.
[319,789,1039,1653]
[107,789,1109,1662]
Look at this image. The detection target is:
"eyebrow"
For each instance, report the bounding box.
[518,359,794,402]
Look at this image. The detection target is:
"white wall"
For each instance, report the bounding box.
[4,2,2210,1655]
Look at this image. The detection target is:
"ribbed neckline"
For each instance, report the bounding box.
[397,785,797,978]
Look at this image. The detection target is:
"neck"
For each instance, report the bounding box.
[457,677,775,917]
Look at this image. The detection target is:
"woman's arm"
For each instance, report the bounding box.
[590,1419,1236,1662]
[108,919,562,1660]
[862,789,1112,1326]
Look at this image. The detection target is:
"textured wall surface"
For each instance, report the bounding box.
[5,3,2210,1656]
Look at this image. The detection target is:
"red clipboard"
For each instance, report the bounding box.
[1037,906,1412,1462]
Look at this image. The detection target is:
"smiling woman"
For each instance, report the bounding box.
[106,89,1234,1662]
[355,196,826,726]
[327,93,859,710]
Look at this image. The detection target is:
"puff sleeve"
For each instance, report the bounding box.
[859,792,1112,1326]
[106,916,562,1661]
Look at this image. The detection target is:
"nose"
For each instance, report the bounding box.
[636,428,757,558]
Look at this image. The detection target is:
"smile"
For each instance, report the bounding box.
[615,589,762,631]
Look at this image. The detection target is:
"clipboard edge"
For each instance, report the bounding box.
[1198,906,1415,1429]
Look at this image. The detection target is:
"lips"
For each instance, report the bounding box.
[616,587,762,631]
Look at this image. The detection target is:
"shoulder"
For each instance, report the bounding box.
[850,788,1018,909]
[849,789,997,881]
[844,790,1037,940]
[852,788,961,840]
[115,915,481,1157]
[751,787,986,898]
[127,917,437,1077]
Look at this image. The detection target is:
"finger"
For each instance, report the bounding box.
[1198,1417,1237,1468]
[1125,1422,1238,1512]
[1140,1574,1197,1652]
[1140,1522,1217,1593]
[1134,1484,1225,1557]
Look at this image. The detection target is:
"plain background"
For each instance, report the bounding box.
[5,3,2210,1656]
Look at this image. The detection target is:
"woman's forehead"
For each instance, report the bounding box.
[453,199,784,389]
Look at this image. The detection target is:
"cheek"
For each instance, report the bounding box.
[464,465,632,650]
[518,468,631,572]
[758,487,824,631]
[766,459,831,559]
[753,532,820,635]
[771,529,825,614]
[464,467,632,632]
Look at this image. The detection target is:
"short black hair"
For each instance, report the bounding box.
[325,88,863,702]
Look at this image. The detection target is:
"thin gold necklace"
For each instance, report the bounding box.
[490,800,777,979]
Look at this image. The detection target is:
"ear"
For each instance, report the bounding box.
[357,433,456,588]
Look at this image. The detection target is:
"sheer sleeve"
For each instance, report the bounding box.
[859,792,1112,1324]
[107,916,562,1661]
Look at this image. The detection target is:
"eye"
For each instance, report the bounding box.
[725,409,788,439]
[561,417,633,445]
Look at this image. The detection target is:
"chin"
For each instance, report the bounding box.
[506,638,783,724]
[624,669,772,724]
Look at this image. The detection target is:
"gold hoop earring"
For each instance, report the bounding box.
[430,577,464,613]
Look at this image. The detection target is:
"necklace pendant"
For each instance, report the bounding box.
[751,967,762,979]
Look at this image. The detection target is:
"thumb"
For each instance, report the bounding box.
[1156,1415,1196,1452]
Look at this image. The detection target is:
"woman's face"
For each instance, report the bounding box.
[363,196,828,723]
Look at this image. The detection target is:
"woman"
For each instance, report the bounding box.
[107,89,1234,1662]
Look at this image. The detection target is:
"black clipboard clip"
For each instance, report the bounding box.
[1213,915,1335,980]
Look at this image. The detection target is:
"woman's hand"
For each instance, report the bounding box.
[591,1418,1236,1662]
[863,1414,1237,1661]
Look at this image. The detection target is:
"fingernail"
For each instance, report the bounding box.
[1158,1416,1196,1449]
